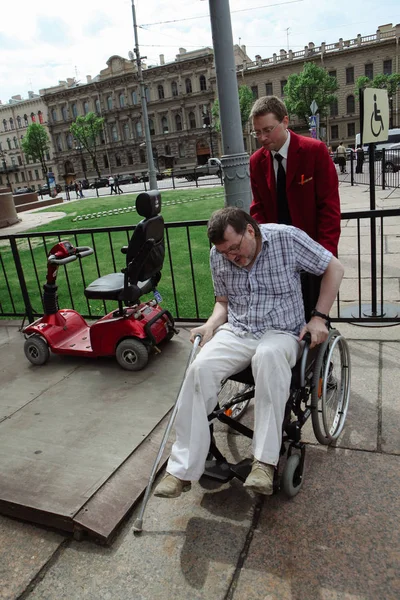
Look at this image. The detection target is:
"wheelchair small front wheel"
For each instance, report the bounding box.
[311,329,351,445]
[281,454,304,498]
[217,379,253,420]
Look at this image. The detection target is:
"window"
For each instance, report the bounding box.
[131,90,138,105]
[104,154,109,169]
[171,81,178,97]
[365,63,373,80]
[347,122,355,137]
[280,80,287,96]
[251,85,258,99]
[21,172,25,181]
[66,133,73,149]
[24,114,28,126]
[9,118,14,129]
[161,116,169,134]
[158,85,164,100]
[38,111,44,124]
[188,111,196,129]
[346,67,354,84]
[328,70,337,79]
[145,88,150,102]
[119,93,125,108]
[175,114,182,131]
[56,135,63,151]
[51,109,57,122]
[18,155,22,166]
[35,169,40,180]
[331,125,339,140]
[7,138,11,149]
[123,122,130,140]
[383,59,392,75]
[199,75,207,91]
[83,101,89,114]
[107,96,113,110]
[165,144,171,156]
[185,78,192,94]
[179,143,184,158]
[72,104,78,118]
[330,99,338,117]
[95,98,101,114]
[62,106,68,121]
[346,95,355,114]
[11,156,17,166]
[15,173,19,183]
[28,170,32,180]
[110,124,118,141]
[13,136,18,149]
[148,118,155,135]
[265,82,273,96]
[135,121,143,137]
[3,119,7,131]
[116,154,121,167]
[139,148,146,163]
[127,152,133,165]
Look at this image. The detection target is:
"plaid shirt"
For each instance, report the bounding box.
[210,224,332,337]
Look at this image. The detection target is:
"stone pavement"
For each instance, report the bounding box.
[1,181,400,600]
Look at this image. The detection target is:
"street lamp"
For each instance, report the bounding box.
[0,150,11,190]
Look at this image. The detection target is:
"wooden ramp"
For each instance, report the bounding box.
[0,332,191,543]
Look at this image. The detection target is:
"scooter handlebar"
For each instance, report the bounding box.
[48,247,94,264]
[75,246,94,258]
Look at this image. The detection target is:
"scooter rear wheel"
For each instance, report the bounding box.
[116,338,149,371]
[24,335,50,366]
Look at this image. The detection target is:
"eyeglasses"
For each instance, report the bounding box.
[216,231,245,257]
[251,122,281,139]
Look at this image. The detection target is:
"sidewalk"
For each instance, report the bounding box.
[1,182,399,600]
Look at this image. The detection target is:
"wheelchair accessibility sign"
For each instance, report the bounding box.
[362,88,389,144]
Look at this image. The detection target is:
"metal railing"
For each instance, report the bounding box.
[1,209,399,325]
[337,148,400,191]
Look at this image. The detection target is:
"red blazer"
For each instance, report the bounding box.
[250,130,341,255]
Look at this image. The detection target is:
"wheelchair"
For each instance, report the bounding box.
[203,276,351,498]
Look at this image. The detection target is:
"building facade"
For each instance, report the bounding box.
[0,93,60,193]
[240,23,400,150]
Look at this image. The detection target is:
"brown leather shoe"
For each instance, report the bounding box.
[243,460,274,495]
[154,474,191,498]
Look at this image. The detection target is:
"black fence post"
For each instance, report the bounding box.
[350,150,354,186]
[382,148,386,191]
[9,237,34,323]
[172,172,176,190]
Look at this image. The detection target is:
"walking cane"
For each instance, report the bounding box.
[133,334,202,533]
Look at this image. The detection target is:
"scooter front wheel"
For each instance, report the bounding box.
[116,338,149,371]
[24,335,50,366]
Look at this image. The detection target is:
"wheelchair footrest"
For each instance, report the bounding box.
[229,458,253,483]
[203,459,235,482]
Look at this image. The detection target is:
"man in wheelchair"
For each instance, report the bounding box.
[155,207,344,498]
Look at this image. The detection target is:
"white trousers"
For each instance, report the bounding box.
[167,326,301,481]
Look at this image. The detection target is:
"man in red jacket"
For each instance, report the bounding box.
[249,96,341,255]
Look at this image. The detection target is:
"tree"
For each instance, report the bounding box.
[283,62,338,127]
[356,73,400,128]
[211,85,254,132]
[21,123,50,185]
[70,112,105,178]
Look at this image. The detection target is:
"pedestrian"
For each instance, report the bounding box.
[336,141,347,174]
[64,184,70,201]
[78,181,85,198]
[154,207,344,498]
[355,144,365,174]
[74,181,80,199]
[249,96,341,256]
[114,175,123,194]
[108,175,116,195]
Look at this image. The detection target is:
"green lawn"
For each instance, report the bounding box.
[0,187,225,320]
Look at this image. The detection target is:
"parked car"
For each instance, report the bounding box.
[14,187,34,195]
[383,142,400,173]
[37,183,62,195]
[116,174,139,185]
[89,177,109,189]
[139,172,164,182]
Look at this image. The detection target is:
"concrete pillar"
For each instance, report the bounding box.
[209,0,251,211]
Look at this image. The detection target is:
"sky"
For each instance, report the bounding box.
[0,0,398,104]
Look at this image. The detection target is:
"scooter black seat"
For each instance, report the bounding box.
[84,273,154,301]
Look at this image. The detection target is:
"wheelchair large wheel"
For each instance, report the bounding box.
[217,379,253,420]
[311,329,351,445]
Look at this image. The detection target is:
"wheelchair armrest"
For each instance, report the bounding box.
[121,246,128,254]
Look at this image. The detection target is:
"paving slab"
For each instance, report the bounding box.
[233,446,400,600]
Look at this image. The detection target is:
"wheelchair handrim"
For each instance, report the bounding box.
[321,335,351,440]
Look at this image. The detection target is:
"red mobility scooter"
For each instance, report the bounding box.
[23,191,177,371]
